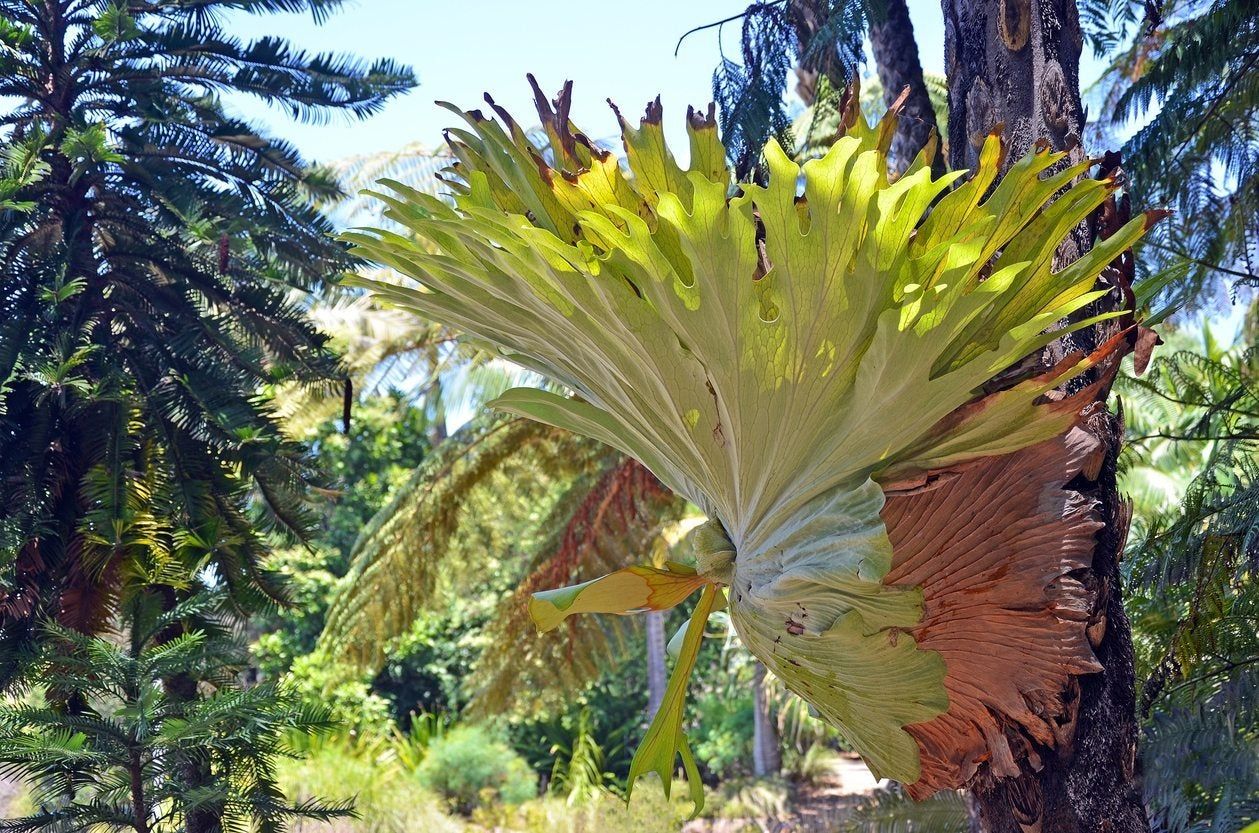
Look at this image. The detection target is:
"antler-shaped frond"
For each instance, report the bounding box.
[346,79,1153,791]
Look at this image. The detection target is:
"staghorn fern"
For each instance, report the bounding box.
[344,79,1153,806]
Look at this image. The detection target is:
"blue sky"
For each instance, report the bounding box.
[227,1,1113,164]
[226,0,955,162]
[225,1,1244,341]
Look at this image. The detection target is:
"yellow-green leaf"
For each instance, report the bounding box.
[627,584,720,818]
[528,565,707,633]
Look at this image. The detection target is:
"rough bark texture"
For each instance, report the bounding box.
[645,609,667,718]
[751,661,782,777]
[869,0,948,176]
[941,0,1149,830]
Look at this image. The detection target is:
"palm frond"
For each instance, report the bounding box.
[470,458,687,716]
[319,414,605,668]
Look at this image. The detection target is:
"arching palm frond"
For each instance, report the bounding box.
[319,415,606,669]
[470,458,687,717]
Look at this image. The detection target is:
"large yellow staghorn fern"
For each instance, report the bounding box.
[344,81,1152,803]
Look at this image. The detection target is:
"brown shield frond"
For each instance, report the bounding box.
[882,423,1110,797]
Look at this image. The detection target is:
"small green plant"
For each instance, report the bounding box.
[416,725,537,814]
[691,687,754,778]
[388,710,451,770]
[548,707,617,805]
[0,594,350,832]
[783,742,846,786]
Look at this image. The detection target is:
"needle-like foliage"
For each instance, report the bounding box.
[0,0,414,652]
[0,593,351,833]
[1092,0,1258,314]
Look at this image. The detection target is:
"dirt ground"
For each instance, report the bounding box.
[684,755,886,833]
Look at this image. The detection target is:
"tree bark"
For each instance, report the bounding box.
[128,745,149,833]
[941,1,1149,830]
[165,670,219,833]
[751,662,781,777]
[156,585,219,833]
[869,0,948,176]
[645,609,667,718]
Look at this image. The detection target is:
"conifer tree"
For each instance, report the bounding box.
[0,0,413,650]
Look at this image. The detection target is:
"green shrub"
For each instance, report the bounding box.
[284,654,394,737]
[275,738,462,833]
[417,725,537,813]
[783,742,845,786]
[692,687,754,778]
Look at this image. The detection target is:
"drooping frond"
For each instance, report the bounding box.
[837,785,970,833]
[1141,670,1259,832]
[346,80,1150,792]
[707,1,871,177]
[1119,342,1258,701]
[469,458,687,717]
[1097,0,1258,313]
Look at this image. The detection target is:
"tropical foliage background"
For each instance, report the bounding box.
[0,0,1254,830]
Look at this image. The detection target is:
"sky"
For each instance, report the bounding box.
[222,1,1245,348]
[226,0,952,163]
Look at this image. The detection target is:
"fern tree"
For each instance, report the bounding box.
[1084,0,1258,822]
[1119,330,1259,831]
[1090,0,1257,312]
[0,591,350,833]
[317,410,689,718]
[0,0,413,649]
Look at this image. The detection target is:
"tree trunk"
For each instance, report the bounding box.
[869,0,947,176]
[166,670,219,833]
[645,609,667,717]
[751,662,781,777]
[156,585,219,833]
[941,1,1149,830]
[128,745,149,833]
[791,0,945,176]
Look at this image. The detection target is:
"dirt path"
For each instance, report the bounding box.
[684,754,886,833]
[0,777,23,817]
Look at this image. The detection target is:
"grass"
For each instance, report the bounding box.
[276,740,702,833]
